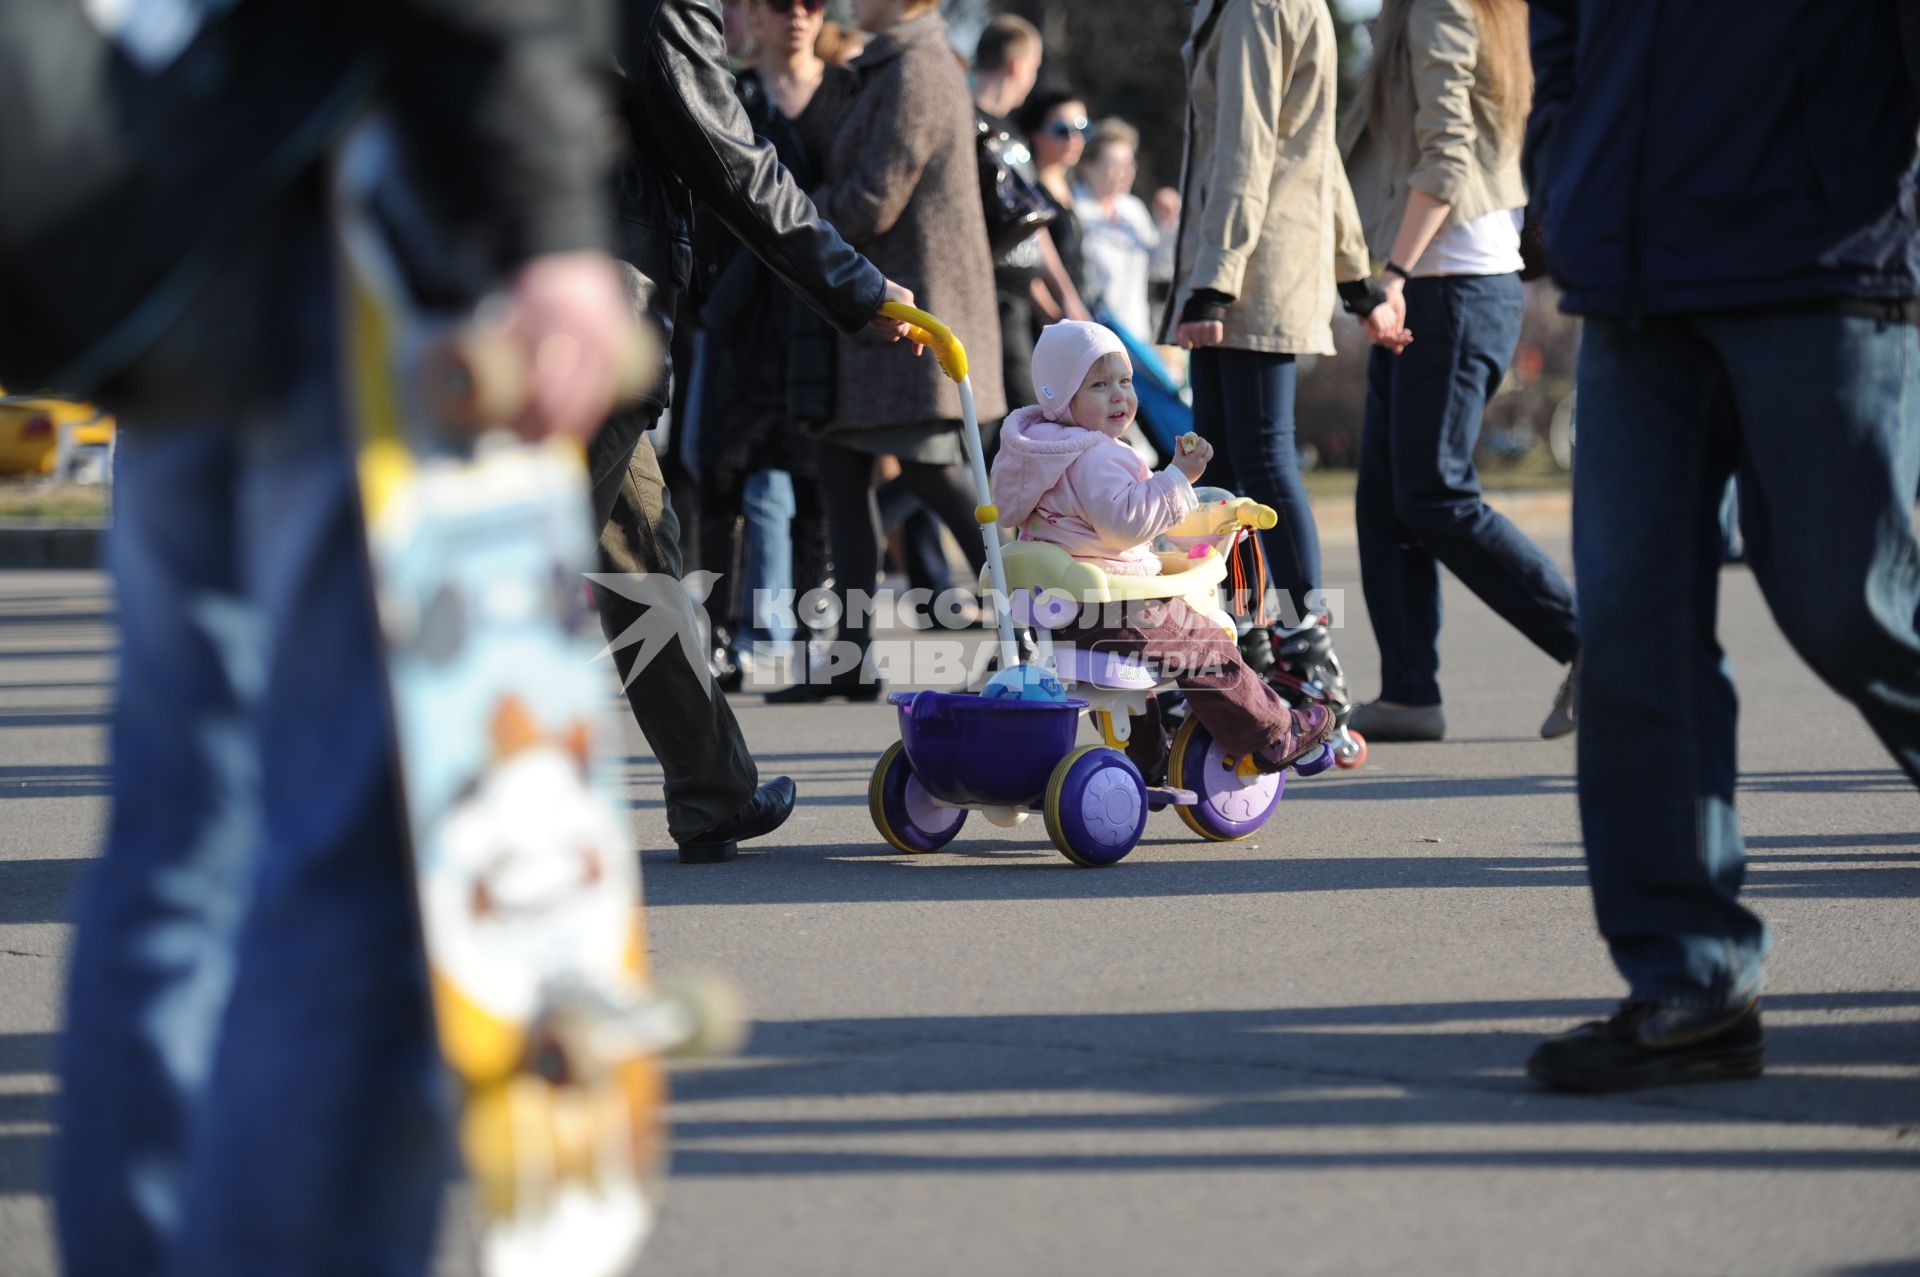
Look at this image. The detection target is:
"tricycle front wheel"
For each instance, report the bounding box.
[1043,745,1148,867]
[869,742,967,853]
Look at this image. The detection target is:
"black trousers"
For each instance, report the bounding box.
[587,404,757,843]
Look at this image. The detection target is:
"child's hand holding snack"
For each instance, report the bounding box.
[1174,432,1213,483]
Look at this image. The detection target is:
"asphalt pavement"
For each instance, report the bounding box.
[1,531,1917,1277]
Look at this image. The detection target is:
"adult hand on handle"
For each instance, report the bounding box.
[869,280,922,355]
[504,252,638,442]
[1175,320,1225,350]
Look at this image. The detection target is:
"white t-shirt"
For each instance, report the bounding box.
[1074,189,1161,341]
[1414,207,1524,278]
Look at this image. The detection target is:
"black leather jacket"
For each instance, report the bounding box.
[615,0,885,359]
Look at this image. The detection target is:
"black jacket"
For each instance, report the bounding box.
[1527,0,1920,318]
[0,0,612,395]
[614,0,886,369]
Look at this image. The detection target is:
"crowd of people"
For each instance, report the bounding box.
[6,0,1916,1271]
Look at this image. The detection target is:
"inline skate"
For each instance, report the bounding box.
[1248,618,1368,770]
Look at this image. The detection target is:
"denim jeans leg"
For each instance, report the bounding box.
[1574,316,1766,1009]
[743,469,797,650]
[1355,342,1444,704]
[60,317,445,1274]
[1386,275,1579,668]
[56,425,265,1277]
[1207,349,1320,616]
[174,345,446,1276]
[1706,309,1920,783]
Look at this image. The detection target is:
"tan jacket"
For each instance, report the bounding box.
[1338,0,1528,262]
[1161,0,1371,356]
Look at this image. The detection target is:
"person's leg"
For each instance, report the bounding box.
[595,434,761,844]
[815,440,884,662]
[1187,347,1232,487]
[59,225,443,1276]
[174,337,446,1276]
[1707,308,1920,783]
[743,469,796,649]
[694,465,748,689]
[897,457,988,576]
[1071,599,1330,764]
[1207,349,1317,615]
[1571,315,1762,1008]
[55,423,262,1277]
[1385,275,1580,667]
[877,477,954,599]
[1354,341,1444,706]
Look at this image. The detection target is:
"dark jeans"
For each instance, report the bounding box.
[58,263,446,1276]
[816,440,985,659]
[1574,308,1920,1008]
[1188,346,1321,616]
[589,411,758,842]
[1355,273,1578,704]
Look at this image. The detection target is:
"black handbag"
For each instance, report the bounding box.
[976,113,1057,256]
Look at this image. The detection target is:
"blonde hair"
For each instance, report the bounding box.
[1364,0,1532,152]
[1081,119,1139,171]
[815,20,865,65]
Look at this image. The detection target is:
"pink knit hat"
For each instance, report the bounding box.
[1031,320,1130,423]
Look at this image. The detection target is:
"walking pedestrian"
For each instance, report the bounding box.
[1074,120,1160,342]
[597,0,918,857]
[1161,0,1402,718]
[695,0,860,687]
[9,7,639,1274]
[1338,0,1580,743]
[1524,0,1920,1092]
[769,0,1006,703]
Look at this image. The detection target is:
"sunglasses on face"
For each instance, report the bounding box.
[761,0,826,13]
[1044,117,1091,140]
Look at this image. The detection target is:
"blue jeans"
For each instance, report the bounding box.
[1188,347,1320,616]
[742,469,796,647]
[1574,308,1920,1009]
[56,282,447,1275]
[1355,273,1579,704]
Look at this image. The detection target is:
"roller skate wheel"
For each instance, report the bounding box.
[1335,729,1368,769]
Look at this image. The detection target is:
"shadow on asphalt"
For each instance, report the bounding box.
[0,1031,54,1196]
[663,991,1920,1176]
[640,843,1920,905]
[0,765,109,801]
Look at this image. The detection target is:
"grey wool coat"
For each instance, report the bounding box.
[814,10,1005,440]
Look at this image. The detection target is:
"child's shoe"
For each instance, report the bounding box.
[1252,703,1336,772]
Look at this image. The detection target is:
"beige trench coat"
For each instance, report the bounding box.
[814,10,1005,439]
[1337,0,1529,261]
[1160,0,1371,356]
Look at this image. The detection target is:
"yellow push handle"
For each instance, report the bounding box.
[879,300,969,383]
[1239,501,1279,531]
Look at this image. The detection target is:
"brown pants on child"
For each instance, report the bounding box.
[1065,596,1298,782]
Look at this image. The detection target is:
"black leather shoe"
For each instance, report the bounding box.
[676,776,797,864]
[1527,999,1764,1093]
[763,667,884,704]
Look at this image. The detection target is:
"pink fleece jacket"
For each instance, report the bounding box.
[990,406,1199,575]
